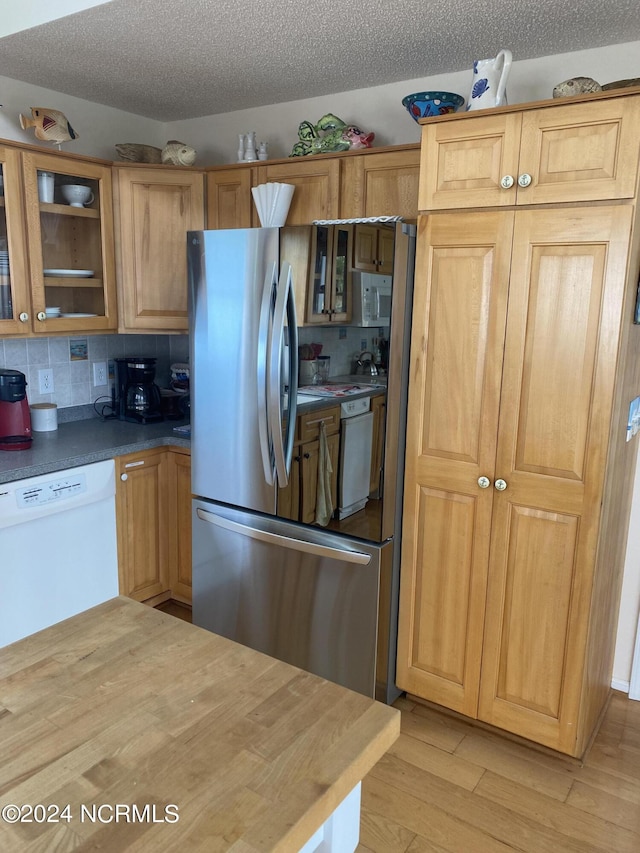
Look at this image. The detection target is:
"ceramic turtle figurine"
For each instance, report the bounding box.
[290,113,374,157]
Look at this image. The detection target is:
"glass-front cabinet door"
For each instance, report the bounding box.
[306,225,331,323]
[305,223,353,325]
[21,151,117,333]
[330,223,352,322]
[0,146,31,335]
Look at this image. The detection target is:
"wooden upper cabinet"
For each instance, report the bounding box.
[0,146,31,336]
[255,157,340,223]
[113,165,204,332]
[419,94,640,210]
[21,150,117,334]
[341,147,420,218]
[353,223,395,275]
[206,168,252,229]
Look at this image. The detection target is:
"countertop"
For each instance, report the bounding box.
[0,596,400,852]
[0,378,387,485]
[0,418,190,485]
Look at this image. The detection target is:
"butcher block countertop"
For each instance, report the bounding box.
[0,597,400,852]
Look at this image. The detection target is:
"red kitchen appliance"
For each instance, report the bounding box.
[0,369,33,450]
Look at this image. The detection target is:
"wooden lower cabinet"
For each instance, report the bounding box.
[279,406,340,524]
[369,394,386,497]
[397,206,640,757]
[116,447,192,604]
[116,448,170,602]
[167,449,192,604]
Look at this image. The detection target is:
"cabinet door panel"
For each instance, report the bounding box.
[169,451,192,603]
[115,168,204,331]
[491,505,579,718]
[116,452,169,601]
[0,147,31,335]
[206,168,252,228]
[341,148,420,219]
[419,113,522,210]
[397,212,513,716]
[23,151,117,333]
[256,158,340,224]
[479,206,634,753]
[520,97,640,204]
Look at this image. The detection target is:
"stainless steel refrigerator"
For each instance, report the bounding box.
[188,220,415,701]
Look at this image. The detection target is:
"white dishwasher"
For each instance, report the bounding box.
[337,397,374,519]
[0,459,119,648]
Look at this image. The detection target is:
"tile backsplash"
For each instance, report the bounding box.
[0,334,189,409]
[0,326,384,411]
[297,325,388,377]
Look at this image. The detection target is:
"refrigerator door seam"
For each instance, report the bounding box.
[196,508,372,565]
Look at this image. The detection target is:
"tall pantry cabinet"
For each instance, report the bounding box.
[397,89,640,757]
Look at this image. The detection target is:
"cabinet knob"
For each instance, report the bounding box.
[304,452,311,459]
[478,476,491,489]
[500,175,515,189]
[120,473,128,481]
[495,478,508,491]
[518,173,532,188]
[36,311,46,322]
[18,312,29,322]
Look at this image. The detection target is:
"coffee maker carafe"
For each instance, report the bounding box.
[0,369,33,450]
[114,357,163,424]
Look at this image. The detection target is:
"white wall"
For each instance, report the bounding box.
[0,74,164,160]
[614,451,640,689]
[0,0,112,38]
[166,40,640,164]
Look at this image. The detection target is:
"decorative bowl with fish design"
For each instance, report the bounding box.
[402,91,465,122]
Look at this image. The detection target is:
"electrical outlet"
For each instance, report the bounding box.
[38,368,54,394]
[93,361,107,387]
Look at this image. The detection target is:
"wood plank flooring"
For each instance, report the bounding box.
[357,693,640,853]
[154,603,640,851]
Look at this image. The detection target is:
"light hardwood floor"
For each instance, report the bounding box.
[358,692,640,853]
[155,603,640,851]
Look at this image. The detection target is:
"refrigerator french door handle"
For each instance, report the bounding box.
[196,508,372,565]
[284,264,298,471]
[257,262,278,485]
[268,261,292,487]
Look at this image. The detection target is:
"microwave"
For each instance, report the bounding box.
[351,272,392,327]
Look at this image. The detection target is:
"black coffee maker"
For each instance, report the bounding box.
[113,357,163,424]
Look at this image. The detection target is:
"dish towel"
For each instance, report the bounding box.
[315,420,334,526]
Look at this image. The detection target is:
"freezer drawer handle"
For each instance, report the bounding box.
[196,508,372,565]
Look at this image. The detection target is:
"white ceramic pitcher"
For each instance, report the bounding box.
[466,49,512,111]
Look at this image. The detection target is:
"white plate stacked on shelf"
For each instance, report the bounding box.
[0,250,9,276]
[45,306,61,318]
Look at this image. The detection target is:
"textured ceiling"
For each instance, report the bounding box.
[0,0,639,121]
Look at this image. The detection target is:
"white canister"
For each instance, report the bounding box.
[37,171,55,203]
[30,402,58,431]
